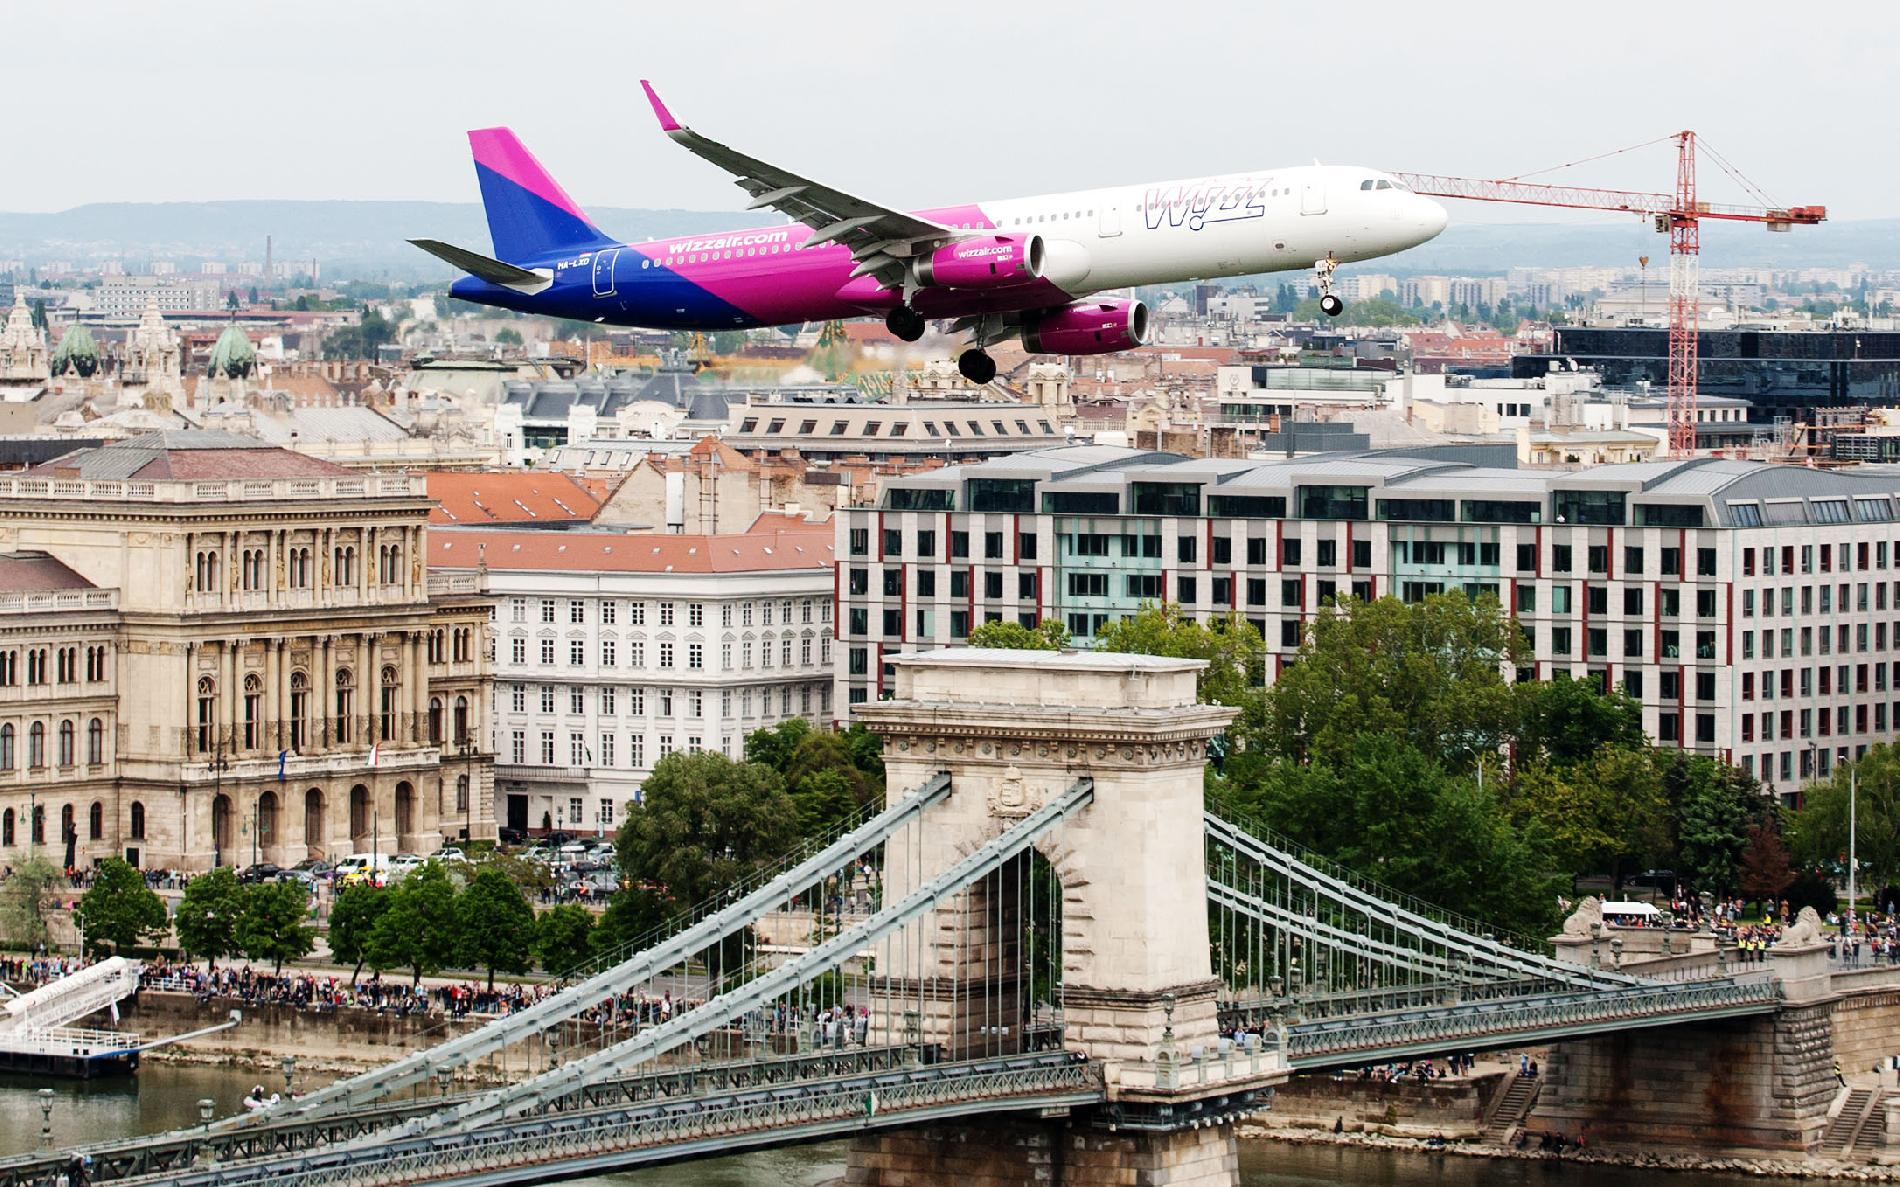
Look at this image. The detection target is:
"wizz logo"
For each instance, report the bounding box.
[1142,181,1269,232]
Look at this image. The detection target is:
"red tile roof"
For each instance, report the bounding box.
[425,471,604,526]
[430,527,834,574]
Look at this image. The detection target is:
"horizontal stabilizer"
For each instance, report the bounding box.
[409,238,548,287]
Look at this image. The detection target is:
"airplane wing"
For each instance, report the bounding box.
[640,81,953,290]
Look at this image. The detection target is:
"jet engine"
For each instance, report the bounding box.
[913,234,1044,289]
[1020,298,1149,355]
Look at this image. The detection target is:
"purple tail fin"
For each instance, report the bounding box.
[467,128,615,263]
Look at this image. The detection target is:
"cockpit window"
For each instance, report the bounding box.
[1376,180,1396,189]
[1360,179,1376,190]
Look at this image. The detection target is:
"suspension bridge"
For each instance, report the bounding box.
[0,651,1833,1187]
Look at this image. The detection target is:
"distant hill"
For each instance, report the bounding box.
[1,201,1895,281]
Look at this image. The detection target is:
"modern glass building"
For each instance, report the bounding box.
[1513,327,1900,420]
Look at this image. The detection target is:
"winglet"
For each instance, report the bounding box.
[640,80,681,132]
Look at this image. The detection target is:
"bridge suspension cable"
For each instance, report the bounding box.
[271,771,954,1123]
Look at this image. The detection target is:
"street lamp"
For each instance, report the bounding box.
[208,741,231,867]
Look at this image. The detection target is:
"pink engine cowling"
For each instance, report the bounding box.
[1020,299,1150,355]
[913,234,1044,288]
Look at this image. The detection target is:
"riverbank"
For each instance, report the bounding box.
[1240,1123,1899,1180]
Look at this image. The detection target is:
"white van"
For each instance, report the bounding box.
[332,854,391,887]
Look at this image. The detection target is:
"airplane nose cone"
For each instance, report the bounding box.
[1417,197,1449,241]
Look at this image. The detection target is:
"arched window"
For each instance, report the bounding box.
[1,723,14,770]
[1,808,12,847]
[379,665,399,741]
[304,788,324,847]
[428,696,443,744]
[289,671,309,750]
[87,718,103,765]
[87,801,103,841]
[28,721,45,768]
[196,675,217,752]
[59,804,73,845]
[334,668,354,744]
[129,801,145,840]
[257,790,278,846]
[57,720,74,767]
[455,774,470,813]
[453,695,470,746]
[243,674,262,750]
[30,804,43,844]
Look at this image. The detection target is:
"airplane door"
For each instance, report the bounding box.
[591,248,620,297]
[1099,203,1122,238]
[1301,181,1327,216]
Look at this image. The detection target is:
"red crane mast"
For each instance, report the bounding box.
[1393,132,1825,458]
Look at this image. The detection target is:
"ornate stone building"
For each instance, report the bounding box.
[0,293,48,395]
[119,296,185,410]
[0,430,495,870]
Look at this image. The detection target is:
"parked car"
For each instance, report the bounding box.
[387,853,426,880]
[434,846,466,864]
[237,862,283,885]
[275,869,319,893]
[497,827,527,845]
[333,854,391,888]
[291,858,335,882]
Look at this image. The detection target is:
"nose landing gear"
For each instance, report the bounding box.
[1314,255,1343,317]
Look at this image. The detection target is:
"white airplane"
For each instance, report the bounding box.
[419,82,1449,383]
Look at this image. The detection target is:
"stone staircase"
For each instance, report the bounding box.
[1821,1086,1879,1157]
[1852,1093,1888,1156]
[1481,1072,1541,1144]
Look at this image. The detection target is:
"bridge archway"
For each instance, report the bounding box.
[304,788,325,857]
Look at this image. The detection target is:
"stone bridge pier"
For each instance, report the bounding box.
[848,649,1279,1187]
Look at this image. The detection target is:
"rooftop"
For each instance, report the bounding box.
[425,471,604,526]
[0,551,94,592]
[430,524,834,575]
[24,430,353,482]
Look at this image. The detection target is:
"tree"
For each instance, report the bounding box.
[1668,756,1763,896]
[237,881,316,972]
[1510,748,1670,883]
[790,768,858,837]
[1518,676,1644,768]
[1738,821,1796,909]
[494,327,523,346]
[456,868,537,989]
[367,863,460,983]
[74,858,167,956]
[744,718,813,774]
[1791,744,1900,891]
[535,904,596,976]
[174,868,244,966]
[785,731,877,813]
[327,884,389,979]
[0,852,60,952]
[1264,592,1524,771]
[592,886,670,962]
[968,619,1071,651]
[615,752,800,910]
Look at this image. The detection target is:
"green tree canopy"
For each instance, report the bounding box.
[1667,755,1765,895]
[74,858,167,956]
[968,619,1071,651]
[743,718,813,774]
[591,886,670,963]
[1264,592,1524,770]
[1791,744,1900,890]
[456,868,537,989]
[790,768,858,837]
[1510,748,1671,882]
[615,752,800,909]
[237,881,316,972]
[0,852,60,952]
[535,903,596,975]
[174,868,245,965]
[327,884,389,979]
[367,862,460,983]
[1518,675,1645,767]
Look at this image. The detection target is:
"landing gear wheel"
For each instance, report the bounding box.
[1319,294,1344,317]
[957,349,997,385]
[885,306,926,343]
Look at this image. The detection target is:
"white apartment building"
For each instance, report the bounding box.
[431,522,835,838]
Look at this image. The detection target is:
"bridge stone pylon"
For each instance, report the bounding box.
[855,649,1236,1067]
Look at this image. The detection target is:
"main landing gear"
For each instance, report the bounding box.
[957,349,997,385]
[1315,255,1343,317]
[885,306,927,342]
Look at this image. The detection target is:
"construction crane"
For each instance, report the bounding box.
[1394,132,1826,457]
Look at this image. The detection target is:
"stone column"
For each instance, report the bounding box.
[224,639,240,753]
[317,636,333,751]
[264,639,281,750]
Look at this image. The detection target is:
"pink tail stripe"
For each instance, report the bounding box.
[467,127,591,223]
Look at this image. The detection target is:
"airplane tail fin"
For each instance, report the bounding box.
[467,127,616,263]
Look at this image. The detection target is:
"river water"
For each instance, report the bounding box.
[0,1064,1773,1185]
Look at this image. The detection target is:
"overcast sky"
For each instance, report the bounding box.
[6,0,1888,225]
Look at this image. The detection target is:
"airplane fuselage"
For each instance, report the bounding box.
[451,164,1447,330]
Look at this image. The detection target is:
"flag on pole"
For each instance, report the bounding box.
[277,750,289,782]
[368,742,380,769]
